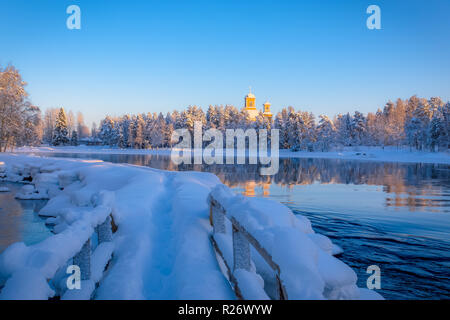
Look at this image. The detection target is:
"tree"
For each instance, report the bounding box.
[335,113,353,147]
[71,130,79,146]
[352,111,367,145]
[0,65,30,151]
[43,108,59,144]
[99,116,115,146]
[52,108,69,146]
[316,115,336,151]
[20,105,42,146]
[76,112,90,138]
[133,114,145,149]
[91,122,98,140]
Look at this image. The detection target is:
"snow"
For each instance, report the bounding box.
[359,288,384,300]
[12,145,450,165]
[0,154,384,300]
[62,280,95,300]
[15,184,49,200]
[0,187,10,192]
[0,268,55,300]
[280,146,450,165]
[234,269,270,300]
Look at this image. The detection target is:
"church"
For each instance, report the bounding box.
[242,88,273,121]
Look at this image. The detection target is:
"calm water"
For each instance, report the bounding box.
[8,152,450,299]
[0,182,51,253]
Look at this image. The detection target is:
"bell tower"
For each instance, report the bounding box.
[263,101,273,120]
[245,87,256,109]
[243,87,259,120]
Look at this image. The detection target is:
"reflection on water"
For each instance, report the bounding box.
[0,182,51,253]
[37,153,450,213]
[25,153,450,299]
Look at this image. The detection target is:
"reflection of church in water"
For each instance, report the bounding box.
[242,181,271,197]
[242,88,273,121]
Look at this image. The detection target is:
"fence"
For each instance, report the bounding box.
[209,194,288,300]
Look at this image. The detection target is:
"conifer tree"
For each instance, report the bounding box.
[52,108,69,146]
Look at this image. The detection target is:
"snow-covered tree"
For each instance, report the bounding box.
[352,111,367,145]
[71,130,79,146]
[316,115,336,151]
[76,112,90,139]
[133,114,145,149]
[99,116,115,146]
[0,65,30,151]
[52,108,69,146]
[43,108,59,144]
[335,113,354,147]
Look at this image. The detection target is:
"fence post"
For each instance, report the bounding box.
[97,215,113,243]
[73,239,91,280]
[211,202,226,234]
[232,225,251,271]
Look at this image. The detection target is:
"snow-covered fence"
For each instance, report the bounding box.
[72,215,113,282]
[208,184,368,300]
[0,205,115,300]
[209,191,288,300]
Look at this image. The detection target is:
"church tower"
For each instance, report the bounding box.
[245,87,256,109]
[263,101,273,121]
[243,87,259,120]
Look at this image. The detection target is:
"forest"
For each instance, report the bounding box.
[1,65,449,152]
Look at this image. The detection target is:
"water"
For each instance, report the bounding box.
[0,182,52,253]
[9,152,450,299]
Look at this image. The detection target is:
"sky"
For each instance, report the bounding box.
[1,0,449,126]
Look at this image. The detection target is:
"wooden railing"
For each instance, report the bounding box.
[73,215,114,282]
[209,195,288,300]
[0,214,116,299]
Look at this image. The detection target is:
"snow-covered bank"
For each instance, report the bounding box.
[281,146,450,165]
[13,145,450,165]
[0,154,382,300]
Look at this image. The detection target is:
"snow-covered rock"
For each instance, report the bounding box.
[15,184,49,200]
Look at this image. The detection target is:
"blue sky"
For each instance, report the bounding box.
[1,0,449,125]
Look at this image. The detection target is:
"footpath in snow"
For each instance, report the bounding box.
[0,155,382,300]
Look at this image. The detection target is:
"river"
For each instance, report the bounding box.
[1,152,449,299]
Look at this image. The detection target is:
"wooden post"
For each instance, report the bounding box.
[232,225,251,271]
[276,274,288,300]
[211,202,226,234]
[73,239,91,280]
[97,216,113,243]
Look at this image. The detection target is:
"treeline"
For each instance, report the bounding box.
[97,97,449,152]
[42,107,90,145]
[1,65,449,152]
[97,105,272,149]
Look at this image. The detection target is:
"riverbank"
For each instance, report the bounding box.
[11,145,450,165]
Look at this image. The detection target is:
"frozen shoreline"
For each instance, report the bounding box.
[11,145,450,165]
